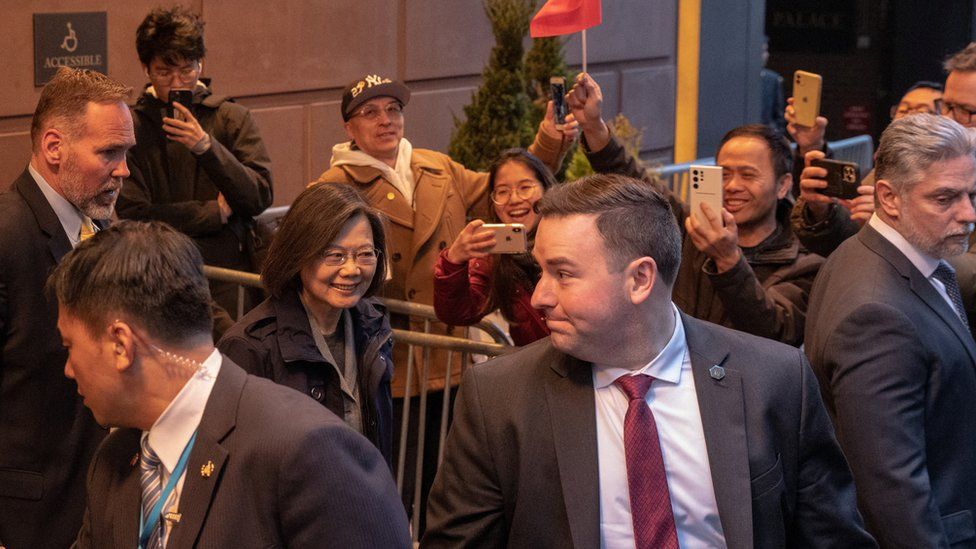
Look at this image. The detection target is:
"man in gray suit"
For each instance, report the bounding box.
[424,174,874,548]
[55,221,410,548]
[805,113,976,547]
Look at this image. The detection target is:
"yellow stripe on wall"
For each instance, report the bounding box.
[674,0,701,163]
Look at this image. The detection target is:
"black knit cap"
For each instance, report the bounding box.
[341,74,411,121]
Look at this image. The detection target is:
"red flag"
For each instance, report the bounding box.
[529,0,602,38]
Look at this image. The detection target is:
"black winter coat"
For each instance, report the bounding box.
[217,290,395,466]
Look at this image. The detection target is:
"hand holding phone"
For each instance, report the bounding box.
[810,158,860,200]
[550,76,567,126]
[689,165,724,226]
[168,89,194,121]
[483,223,527,254]
[792,71,822,128]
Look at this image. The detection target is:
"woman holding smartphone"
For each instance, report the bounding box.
[219,183,395,465]
[433,149,557,346]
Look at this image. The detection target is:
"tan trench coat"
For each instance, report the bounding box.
[313,130,567,396]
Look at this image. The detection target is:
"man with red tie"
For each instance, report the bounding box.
[423,174,875,548]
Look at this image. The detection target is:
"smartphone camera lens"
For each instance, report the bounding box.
[513,227,521,233]
[693,183,699,189]
[692,176,698,182]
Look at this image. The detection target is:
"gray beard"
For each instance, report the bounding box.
[58,160,118,220]
[900,209,974,259]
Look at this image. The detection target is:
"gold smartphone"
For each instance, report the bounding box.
[483,223,527,254]
[793,70,822,127]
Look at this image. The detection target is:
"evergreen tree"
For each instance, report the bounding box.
[448,0,536,171]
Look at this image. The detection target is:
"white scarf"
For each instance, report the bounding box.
[330,138,416,208]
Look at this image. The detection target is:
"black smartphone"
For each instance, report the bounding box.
[810,158,860,200]
[168,89,194,120]
[550,76,567,125]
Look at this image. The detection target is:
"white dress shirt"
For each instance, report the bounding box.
[28,163,87,248]
[868,214,960,317]
[141,348,222,545]
[593,304,726,549]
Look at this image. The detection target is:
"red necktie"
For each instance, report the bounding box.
[614,374,679,549]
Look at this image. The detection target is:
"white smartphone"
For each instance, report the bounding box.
[688,165,724,226]
[482,223,527,254]
[793,70,823,127]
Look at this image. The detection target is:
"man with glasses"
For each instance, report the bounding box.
[943,43,976,128]
[118,6,273,320]
[891,81,943,119]
[315,74,571,529]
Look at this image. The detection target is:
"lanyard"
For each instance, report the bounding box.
[138,431,198,549]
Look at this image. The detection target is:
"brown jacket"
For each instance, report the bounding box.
[313,130,566,395]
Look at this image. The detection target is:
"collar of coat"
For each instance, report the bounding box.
[336,149,445,185]
[247,289,390,365]
[740,199,803,266]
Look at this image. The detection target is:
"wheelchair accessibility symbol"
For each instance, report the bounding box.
[60,22,78,53]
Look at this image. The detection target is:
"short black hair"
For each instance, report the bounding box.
[716,124,792,181]
[136,6,206,66]
[536,173,681,285]
[904,80,944,94]
[48,220,213,344]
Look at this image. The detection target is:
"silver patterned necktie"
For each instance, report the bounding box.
[139,436,163,549]
[932,261,970,330]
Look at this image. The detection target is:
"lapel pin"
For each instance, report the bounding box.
[200,460,215,478]
[164,511,182,524]
[709,365,726,380]
[130,453,139,467]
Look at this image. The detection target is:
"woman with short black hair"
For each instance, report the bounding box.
[219,183,395,465]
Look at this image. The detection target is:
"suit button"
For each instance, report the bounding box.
[438,241,447,250]
[408,289,417,299]
[310,386,325,401]
[392,252,402,262]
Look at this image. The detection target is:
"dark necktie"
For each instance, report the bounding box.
[932,262,970,330]
[614,374,679,549]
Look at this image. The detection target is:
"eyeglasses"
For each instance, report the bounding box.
[321,247,381,267]
[490,182,541,205]
[351,102,404,121]
[149,62,201,83]
[943,102,976,125]
[890,99,943,118]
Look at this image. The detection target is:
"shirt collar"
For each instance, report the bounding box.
[868,213,941,277]
[28,163,86,247]
[593,303,687,389]
[144,349,223,474]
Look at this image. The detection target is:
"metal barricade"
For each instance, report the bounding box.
[203,264,512,541]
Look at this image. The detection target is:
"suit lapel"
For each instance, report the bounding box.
[907,268,976,362]
[166,358,243,548]
[682,314,753,548]
[859,226,976,363]
[15,170,72,262]
[545,352,601,549]
[112,430,145,549]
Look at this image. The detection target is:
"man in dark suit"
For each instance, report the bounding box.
[51,221,410,548]
[805,113,976,546]
[0,67,134,549]
[423,174,874,548]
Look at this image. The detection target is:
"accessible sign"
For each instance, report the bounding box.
[34,12,107,87]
